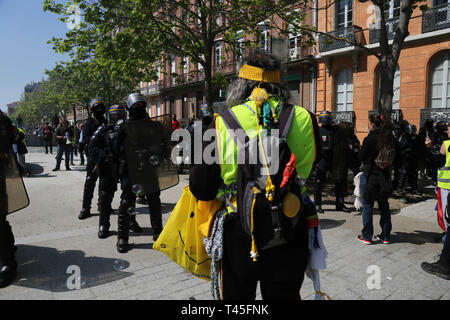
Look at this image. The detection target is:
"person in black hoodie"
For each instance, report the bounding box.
[357,114,395,245]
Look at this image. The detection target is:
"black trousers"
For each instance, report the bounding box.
[0,217,15,267]
[44,137,53,154]
[221,216,309,300]
[98,171,117,228]
[315,159,346,206]
[81,157,98,211]
[117,176,162,241]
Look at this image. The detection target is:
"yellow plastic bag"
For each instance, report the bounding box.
[153,186,223,281]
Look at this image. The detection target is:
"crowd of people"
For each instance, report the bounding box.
[1,50,449,296]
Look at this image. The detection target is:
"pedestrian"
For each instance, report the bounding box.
[43,122,54,154]
[12,125,30,177]
[89,104,129,239]
[78,123,85,165]
[357,113,395,245]
[314,111,352,213]
[172,114,180,131]
[79,99,108,219]
[0,111,19,288]
[421,121,450,280]
[189,50,320,300]
[112,93,168,253]
[53,120,73,171]
[69,124,76,166]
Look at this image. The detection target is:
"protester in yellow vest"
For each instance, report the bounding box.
[189,50,322,300]
[421,123,450,280]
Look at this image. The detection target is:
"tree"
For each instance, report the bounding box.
[318,0,427,118]
[43,0,313,106]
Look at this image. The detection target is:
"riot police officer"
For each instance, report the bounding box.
[0,111,18,287]
[79,99,108,220]
[419,118,435,179]
[89,104,143,239]
[314,111,351,213]
[112,93,167,253]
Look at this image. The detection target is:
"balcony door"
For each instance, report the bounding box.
[335,68,353,111]
[335,0,353,30]
[429,51,450,108]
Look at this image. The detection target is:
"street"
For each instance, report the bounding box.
[0,149,449,300]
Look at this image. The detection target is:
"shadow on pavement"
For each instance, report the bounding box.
[14,244,133,292]
[320,219,346,230]
[135,203,175,215]
[390,230,443,245]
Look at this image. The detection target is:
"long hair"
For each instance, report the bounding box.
[370,114,394,149]
[226,50,289,108]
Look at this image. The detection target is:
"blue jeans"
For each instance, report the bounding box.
[360,173,392,240]
[55,144,71,169]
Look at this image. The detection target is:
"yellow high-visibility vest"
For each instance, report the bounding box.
[438,139,450,189]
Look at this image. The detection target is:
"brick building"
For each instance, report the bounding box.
[138,1,450,139]
[315,0,450,140]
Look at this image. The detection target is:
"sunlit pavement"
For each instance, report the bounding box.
[1,149,449,300]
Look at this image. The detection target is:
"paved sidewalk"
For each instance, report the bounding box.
[0,151,449,300]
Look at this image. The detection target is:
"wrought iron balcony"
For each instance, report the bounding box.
[369,17,399,44]
[148,84,159,95]
[319,25,363,53]
[422,3,450,33]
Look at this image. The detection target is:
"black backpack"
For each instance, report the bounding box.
[221,102,304,253]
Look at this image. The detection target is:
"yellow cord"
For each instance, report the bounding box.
[250,187,260,262]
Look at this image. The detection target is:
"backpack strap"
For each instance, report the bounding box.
[221,109,248,147]
[277,102,296,141]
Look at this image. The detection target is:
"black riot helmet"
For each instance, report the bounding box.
[89,99,106,115]
[126,93,147,110]
[126,93,148,120]
[108,104,127,125]
[318,110,332,126]
[199,103,214,126]
[405,123,417,136]
[436,121,447,133]
[424,118,434,129]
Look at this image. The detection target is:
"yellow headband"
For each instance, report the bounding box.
[238,64,281,83]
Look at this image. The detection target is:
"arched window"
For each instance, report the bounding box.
[429,51,450,108]
[376,65,400,110]
[335,68,353,111]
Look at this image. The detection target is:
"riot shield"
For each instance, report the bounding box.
[123,115,179,196]
[0,149,30,215]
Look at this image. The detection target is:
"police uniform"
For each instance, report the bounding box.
[0,111,18,287]
[189,57,320,300]
[314,112,351,213]
[113,94,164,253]
[79,99,107,219]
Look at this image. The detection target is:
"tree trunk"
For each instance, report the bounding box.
[378,59,395,119]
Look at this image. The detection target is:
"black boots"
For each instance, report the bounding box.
[98,225,110,239]
[117,239,129,253]
[421,255,450,280]
[0,262,17,288]
[78,208,92,220]
[336,201,352,213]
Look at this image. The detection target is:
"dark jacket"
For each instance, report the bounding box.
[358,129,392,202]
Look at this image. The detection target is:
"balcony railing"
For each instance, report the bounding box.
[214,62,238,75]
[422,3,450,33]
[148,84,159,95]
[369,17,399,44]
[158,70,206,89]
[319,25,363,53]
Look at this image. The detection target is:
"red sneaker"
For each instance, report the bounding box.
[357,235,372,245]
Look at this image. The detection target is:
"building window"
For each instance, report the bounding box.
[385,0,401,19]
[429,51,450,108]
[215,41,223,66]
[335,0,353,30]
[376,65,400,110]
[335,68,353,111]
[258,22,271,52]
[235,31,244,61]
[156,99,161,116]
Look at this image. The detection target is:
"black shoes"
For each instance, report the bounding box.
[78,208,92,220]
[316,205,324,214]
[98,225,110,239]
[0,264,17,289]
[117,239,129,253]
[130,220,143,233]
[336,203,352,213]
[421,255,450,280]
[66,167,71,171]
[52,168,60,171]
